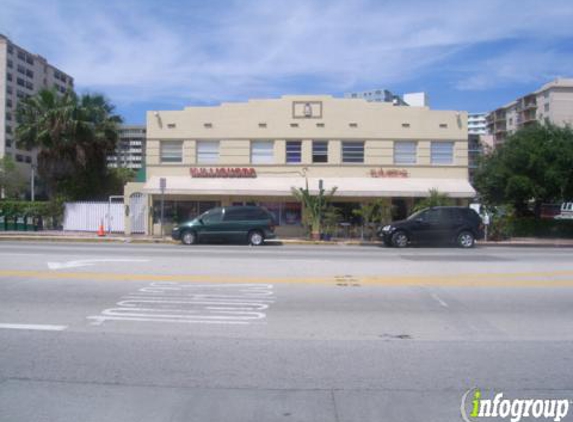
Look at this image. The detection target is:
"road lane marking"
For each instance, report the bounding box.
[87,282,275,326]
[47,259,149,270]
[0,323,67,331]
[2,270,573,287]
[430,293,449,308]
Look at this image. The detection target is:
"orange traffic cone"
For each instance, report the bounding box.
[97,220,105,237]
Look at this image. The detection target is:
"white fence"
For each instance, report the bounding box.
[63,202,125,233]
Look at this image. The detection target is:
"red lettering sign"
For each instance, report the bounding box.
[190,167,257,178]
[370,168,409,178]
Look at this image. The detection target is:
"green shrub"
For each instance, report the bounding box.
[508,218,573,238]
[0,200,64,219]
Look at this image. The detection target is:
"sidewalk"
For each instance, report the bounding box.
[0,230,177,244]
[1,230,573,247]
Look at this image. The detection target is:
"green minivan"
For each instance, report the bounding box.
[171,206,277,246]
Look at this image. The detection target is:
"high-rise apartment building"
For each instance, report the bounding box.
[468,112,487,135]
[0,34,74,179]
[107,125,146,169]
[486,78,573,146]
[344,89,408,106]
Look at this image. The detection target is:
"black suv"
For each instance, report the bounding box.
[377,206,484,248]
[172,206,277,246]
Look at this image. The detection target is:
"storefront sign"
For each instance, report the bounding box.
[190,167,257,178]
[370,168,409,178]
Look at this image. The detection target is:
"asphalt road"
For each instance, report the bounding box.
[1,242,572,422]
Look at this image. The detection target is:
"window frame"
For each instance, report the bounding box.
[250,140,274,164]
[286,140,302,164]
[393,141,417,165]
[196,140,220,164]
[430,141,454,165]
[341,141,365,164]
[160,140,183,164]
[312,141,328,163]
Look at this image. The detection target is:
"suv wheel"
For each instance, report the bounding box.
[248,230,264,246]
[457,231,475,248]
[391,231,409,248]
[181,230,197,245]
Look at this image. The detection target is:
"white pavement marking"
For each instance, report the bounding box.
[430,293,449,308]
[87,282,276,326]
[47,258,149,270]
[0,323,67,331]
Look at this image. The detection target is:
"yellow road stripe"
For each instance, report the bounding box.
[1,269,573,287]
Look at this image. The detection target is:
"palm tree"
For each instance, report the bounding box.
[15,88,122,199]
[291,179,337,240]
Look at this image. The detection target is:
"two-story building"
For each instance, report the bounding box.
[124,95,475,237]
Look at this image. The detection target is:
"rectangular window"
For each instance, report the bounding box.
[286,141,302,164]
[394,141,417,164]
[17,77,25,87]
[7,73,12,82]
[342,141,364,163]
[7,59,13,68]
[312,141,328,163]
[431,141,454,165]
[544,103,550,112]
[251,141,274,164]
[160,140,183,163]
[196,141,219,164]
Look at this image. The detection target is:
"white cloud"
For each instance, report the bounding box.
[1,0,573,106]
[455,47,573,91]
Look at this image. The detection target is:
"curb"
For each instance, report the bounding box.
[1,235,573,248]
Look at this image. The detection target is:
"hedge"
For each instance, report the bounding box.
[0,200,61,218]
[508,218,573,238]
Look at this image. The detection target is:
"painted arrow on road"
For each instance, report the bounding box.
[47,259,149,270]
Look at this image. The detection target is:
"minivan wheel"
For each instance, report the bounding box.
[181,230,197,245]
[391,231,409,248]
[457,231,475,248]
[248,230,264,246]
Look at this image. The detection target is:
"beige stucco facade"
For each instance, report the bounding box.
[125,95,473,236]
[486,78,573,146]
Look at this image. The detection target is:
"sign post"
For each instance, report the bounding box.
[318,179,324,239]
[159,177,166,237]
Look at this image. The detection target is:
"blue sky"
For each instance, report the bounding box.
[2,0,573,124]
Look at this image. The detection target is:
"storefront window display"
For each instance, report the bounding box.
[258,202,302,226]
[152,200,220,224]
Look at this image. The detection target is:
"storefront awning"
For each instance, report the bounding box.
[142,176,476,198]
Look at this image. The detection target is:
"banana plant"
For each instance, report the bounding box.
[291,179,337,240]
